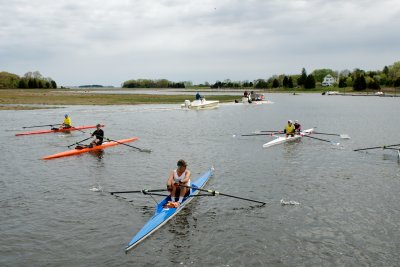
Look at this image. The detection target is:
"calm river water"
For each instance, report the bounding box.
[1,93,399,266]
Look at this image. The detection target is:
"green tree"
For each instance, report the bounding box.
[346,77,354,87]
[338,77,347,88]
[388,61,400,81]
[353,75,367,90]
[0,71,20,88]
[383,65,389,76]
[367,77,380,89]
[287,77,294,88]
[394,78,400,87]
[18,78,29,88]
[304,74,316,89]
[272,79,280,88]
[254,79,268,89]
[282,76,289,88]
[297,68,307,87]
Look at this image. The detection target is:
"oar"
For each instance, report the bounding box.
[67,136,93,148]
[313,132,350,139]
[301,135,340,145]
[110,189,167,195]
[260,130,282,133]
[354,143,400,152]
[22,123,61,129]
[180,185,266,205]
[104,137,152,153]
[241,133,282,137]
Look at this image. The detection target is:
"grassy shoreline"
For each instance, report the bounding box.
[0,89,240,110]
[0,87,396,110]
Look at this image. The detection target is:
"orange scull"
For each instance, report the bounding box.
[42,137,138,160]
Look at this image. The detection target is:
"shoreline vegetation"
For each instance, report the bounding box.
[0,87,398,110]
[0,88,238,110]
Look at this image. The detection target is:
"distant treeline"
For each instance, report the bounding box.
[122,79,186,88]
[121,61,400,91]
[208,61,400,90]
[0,71,57,89]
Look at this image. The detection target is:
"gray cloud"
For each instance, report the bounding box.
[1,0,399,86]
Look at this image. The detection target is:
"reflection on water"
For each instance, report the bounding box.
[88,149,104,160]
[167,206,196,264]
[382,153,400,162]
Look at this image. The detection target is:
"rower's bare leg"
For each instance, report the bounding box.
[178,187,187,203]
[170,186,177,201]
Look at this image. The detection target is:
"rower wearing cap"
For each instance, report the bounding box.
[89,124,104,148]
[166,159,191,204]
[52,114,72,130]
[62,114,72,128]
[284,120,295,137]
[294,120,301,134]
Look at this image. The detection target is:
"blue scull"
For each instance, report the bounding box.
[125,168,213,252]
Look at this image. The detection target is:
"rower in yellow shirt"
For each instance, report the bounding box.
[50,114,72,130]
[61,114,72,129]
[283,120,295,137]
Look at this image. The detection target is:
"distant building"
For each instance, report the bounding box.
[322,74,336,86]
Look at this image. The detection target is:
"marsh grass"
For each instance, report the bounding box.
[0,89,238,109]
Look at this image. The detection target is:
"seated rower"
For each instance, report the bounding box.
[166,159,191,204]
[294,120,301,134]
[52,114,72,130]
[89,124,104,148]
[75,124,104,149]
[283,120,295,137]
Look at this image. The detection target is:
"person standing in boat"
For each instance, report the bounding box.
[89,124,104,148]
[166,159,191,204]
[195,92,202,100]
[250,91,256,101]
[283,120,295,137]
[294,120,301,134]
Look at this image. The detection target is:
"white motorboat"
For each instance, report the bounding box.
[234,94,273,105]
[181,98,219,110]
[262,128,314,148]
[326,91,339,95]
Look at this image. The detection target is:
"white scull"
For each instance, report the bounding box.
[262,128,314,148]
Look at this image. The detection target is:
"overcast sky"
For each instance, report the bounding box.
[1,0,399,86]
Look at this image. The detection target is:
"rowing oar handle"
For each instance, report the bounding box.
[110,189,167,195]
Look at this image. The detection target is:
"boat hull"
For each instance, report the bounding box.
[181,99,219,110]
[125,168,213,252]
[263,128,314,148]
[235,99,274,105]
[16,124,105,136]
[42,137,138,160]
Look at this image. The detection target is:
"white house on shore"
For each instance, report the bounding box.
[322,74,336,86]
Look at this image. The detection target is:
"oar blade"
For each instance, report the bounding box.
[339,134,350,139]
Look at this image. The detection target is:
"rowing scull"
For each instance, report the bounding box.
[262,128,314,148]
[16,124,105,136]
[42,137,138,160]
[125,168,213,252]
